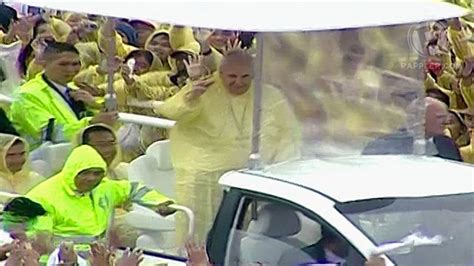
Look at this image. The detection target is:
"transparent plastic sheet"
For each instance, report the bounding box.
[0,41,22,99]
[258,23,433,162]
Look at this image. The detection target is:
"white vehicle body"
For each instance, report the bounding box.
[198,155,473,265]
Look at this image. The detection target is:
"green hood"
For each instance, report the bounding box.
[61,145,107,195]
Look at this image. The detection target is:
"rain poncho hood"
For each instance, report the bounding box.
[0,133,45,196]
[0,134,27,176]
[127,48,163,72]
[60,144,107,195]
[114,48,173,110]
[145,29,170,48]
[460,133,474,163]
[168,26,200,73]
[144,28,172,71]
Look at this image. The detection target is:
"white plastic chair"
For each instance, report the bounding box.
[144,140,175,198]
[29,160,52,178]
[29,142,72,177]
[125,154,177,251]
[146,140,173,170]
[47,143,72,175]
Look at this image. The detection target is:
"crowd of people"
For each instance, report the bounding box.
[0,0,471,265]
[422,17,474,163]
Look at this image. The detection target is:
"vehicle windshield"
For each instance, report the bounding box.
[336,193,474,265]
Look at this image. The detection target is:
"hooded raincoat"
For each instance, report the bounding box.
[26,145,172,240]
[460,133,474,163]
[448,23,473,62]
[156,72,300,244]
[460,76,474,109]
[424,72,467,110]
[111,49,178,161]
[0,134,45,200]
[144,28,173,72]
[75,124,139,246]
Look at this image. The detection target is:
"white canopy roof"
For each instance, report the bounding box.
[11,0,469,32]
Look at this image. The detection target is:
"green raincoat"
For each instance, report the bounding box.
[26,145,172,240]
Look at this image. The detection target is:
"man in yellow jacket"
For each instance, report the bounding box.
[25,145,175,244]
[76,124,140,246]
[156,49,300,245]
[10,41,118,149]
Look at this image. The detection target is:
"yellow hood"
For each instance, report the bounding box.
[144,29,172,71]
[61,12,87,22]
[125,48,163,73]
[169,26,200,56]
[171,41,200,56]
[0,134,30,177]
[60,145,107,194]
[144,29,170,51]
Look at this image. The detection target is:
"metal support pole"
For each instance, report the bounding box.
[105,18,117,112]
[249,33,264,170]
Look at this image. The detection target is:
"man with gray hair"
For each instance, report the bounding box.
[155,49,300,245]
[363,96,462,161]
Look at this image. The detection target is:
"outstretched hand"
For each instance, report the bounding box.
[116,248,144,266]
[193,28,214,44]
[185,241,210,266]
[224,39,244,55]
[89,241,114,266]
[185,77,215,102]
[184,55,208,81]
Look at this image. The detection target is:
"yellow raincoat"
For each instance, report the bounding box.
[73,64,122,89]
[98,26,136,59]
[132,26,200,92]
[0,31,16,45]
[144,29,173,72]
[25,59,44,82]
[424,73,467,109]
[0,134,45,200]
[123,41,199,98]
[460,133,474,163]
[26,145,172,240]
[0,31,8,44]
[10,74,94,149]
[168,26,201,73]
[460,78,474,108]
[112,49,179,160]
[448,23,473,61]
[75,124,138,246]
[75,41,102,69]
[156,72,300,244]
